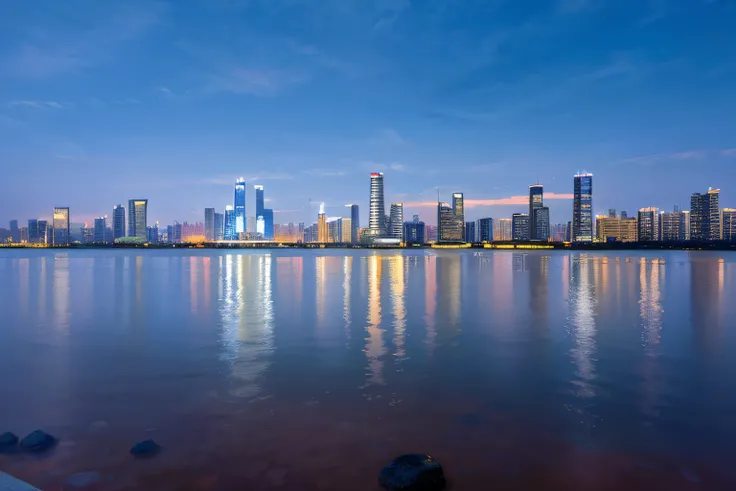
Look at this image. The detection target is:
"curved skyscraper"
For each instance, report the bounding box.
[368,172,385,237]
[234,178,246,234]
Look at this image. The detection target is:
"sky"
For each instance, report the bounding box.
[1,0,735,227]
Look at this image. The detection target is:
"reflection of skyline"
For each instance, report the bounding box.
[424,254,437,354]
[639,257,663,350]
[53,253,70,332]
[690,256,726,354]
[438,254,462,330]
[567,254,597,398]
[389,255,406,361]
[316,255,326,327]
[364,254,385,386]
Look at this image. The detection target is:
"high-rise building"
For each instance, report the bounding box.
[572,173,593,242]
[340,218,352,243]
[608,209,617,218]
[214,212,224,240]
[404,220,425,244]
[494,218,512,241]
[476,217,493,242]
[551,223,567,242]
[660,210,685,242]
[262,209,274,239]
[596,216,637,242]
[690,189,720,241]
[465,221,476,243]
[512,213,530,241]
[204,208,215,241]
[27,219,39,243]
[637,207,659,241]
[147,223,160,244]
[722,208,736,242]
[437,202,462,242]
[682,211,691,240]
[298,222,305,243]
[246,216,257,234]
[19,227,28,243]
[451,193,464,241]
[52,207,70,245]
[346,204,360,244]
[234,178,246,234]
[94,217,107,243]
[127,199,148,240]
[224,205,236,240]
[318,203,328,242]
[390,203,404,240]
[37,220,48,244]
[368,172,386,238]
[533,207,550,241]
[9,220,20,243]
[255,185,265,218]
[113,204,125,240]
[529,184,543,239]
[620,211,628,219]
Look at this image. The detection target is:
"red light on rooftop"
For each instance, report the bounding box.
[370,172,383,177]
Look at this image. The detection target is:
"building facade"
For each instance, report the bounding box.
[113,204,125,240]
[390,203,404,240]
[476,217,493,242]
[438,202,463,242]
[452,193,465,241]
[27,219,39,243]
[512,213,530,241]
[204,207,215,241]
[722,208,736,242]
[94,217,107,243]
[572,173,593,242]
[346,204,360,244]
[494,218,512,241]
[529,184,544,240]
[368,172,386,238]
[255,185,264,219]
[318,203,328,243]
[690,189,720,241]
[53,207,70,245]
[234,178,246,234]
[660,211,686,242]
[224,205,236,240]
[262,208,274,239]
[637,208,659,241]
[533,207,550,241]
[127,199,148,240]
[404,219,426,244]
[464,221,476,243]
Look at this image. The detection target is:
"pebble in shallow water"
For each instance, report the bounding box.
[0,432,19,453]
[19,430,57,453]
[379,454,446,491]
[130,439,161,457]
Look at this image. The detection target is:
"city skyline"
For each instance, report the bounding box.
[2,1,736,227]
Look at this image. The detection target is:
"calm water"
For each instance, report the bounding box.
[1,249,736,490]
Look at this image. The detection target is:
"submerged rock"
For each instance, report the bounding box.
[0,432,19,452]
[379,454,446,491]
[130,439,161,457]
[19,430,57,452]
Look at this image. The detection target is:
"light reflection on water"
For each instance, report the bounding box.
[0,249,735,490]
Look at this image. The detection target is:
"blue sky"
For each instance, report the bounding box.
[1,0,735,227]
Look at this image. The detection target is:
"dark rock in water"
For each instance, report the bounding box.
[19,430,57,452]
[379,454,446,491]
[0,432,19,452]
[130,439,161,457]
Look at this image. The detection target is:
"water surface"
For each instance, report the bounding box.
[1,249,735,490]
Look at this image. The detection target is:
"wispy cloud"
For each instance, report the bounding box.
[615,150,707,166]
[404,192,574,208]
[369,128,408,146]
[8,100,65,109]
[362,161,409,172]
[203,172,294,185]
[207,67,307,96]
[721,148,736,157]
[303,169,348,177]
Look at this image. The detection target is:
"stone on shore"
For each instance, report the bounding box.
[0,432,19,453]
[130,439,161,457]
[379,454,446,491]
[19,430,57,453]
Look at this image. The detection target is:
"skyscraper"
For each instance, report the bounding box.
[452,193,465,241]
[390,203,404,240]
[94,217,107,243]
[234,178,246,234]
[38,220,48,244]
[27,219,39,243]
[404,219,425,244]
[637,207,659,241]
[214,212,224,240]
[224,205,236,240]
[494,218,512,241]
[529,184,543,239]
[438,202,462,242]
[147,224,159,244]
[722,208,736,242]
[113,204,125,240]
[512,213,530,241]
[204,207,215,241]
[262,208,274,239]
[690,189,720,241]
[340,218,353,243]
[9,220,20,243]
[368,173,386,238]
[476,217,493,242]
[660,210,685,242]
[53,207,70,245]
[464,221,476,243]
[345,204,359,244]
[318,203,328,242]
[682,211,691,240]
[255,185,264,218]
[127,199,148,240]
[572,173,593,242]
[533,207,550,241]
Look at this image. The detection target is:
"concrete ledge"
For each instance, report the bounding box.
[0,472,40,491]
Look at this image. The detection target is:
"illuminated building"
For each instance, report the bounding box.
[494,218,512,241]
[551,222,567,242]
[318,203,328,242]
[27,219,39,243]
[19,227,28,243]
[262,208,274,239]
[608,209,616,218]
[660,210,686,242]
[620,211,628,219]
[298,222,305,243]
[596,216,637,242]
[453,193,465,241]
[368,172,386,237]
[512,213,530,241]
[637,207,659,241]
[38,220,48,244]
[94,217,107,243]
[204,207,215,241]
[113,204,125,239]
[529,184,543,239]
[404,217,425,244]
[533,207,550,241]
[255,185,264,218]
[465,221,475,242]
[346,204,360,243]
[224,205,236,240]
[9,220,19,243]
[214,212,224,240]
[476,217,493,242]
[340,218,352,243]
[147,223,159,244]
[572,173,593,242]
[682,211,691,240]
[53,207,70,245]
[234,178,246,234]
[691,189,720,241]
[127,199,148,240]
[722,208,736,242]
[426,225,438,243]
[438,202,462,242]
[390,203,404,240]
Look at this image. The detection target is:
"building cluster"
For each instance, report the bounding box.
[2,171,734,246]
